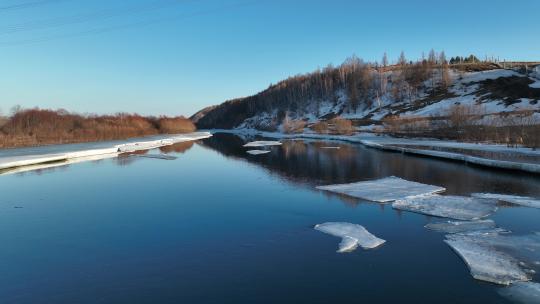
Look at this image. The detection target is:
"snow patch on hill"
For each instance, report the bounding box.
[232,68,539,130]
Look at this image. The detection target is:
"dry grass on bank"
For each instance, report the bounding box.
[282,116,306,134]
[0,108,196,148]
[310,117,354,135]
[381,105,540,148]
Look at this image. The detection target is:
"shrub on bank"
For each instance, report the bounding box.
[310,117,354,135]
[0,108,197,148]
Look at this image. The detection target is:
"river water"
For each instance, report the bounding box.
[1,132,539,303]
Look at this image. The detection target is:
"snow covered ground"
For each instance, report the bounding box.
[232,68,540,130]
[0,132,211,173]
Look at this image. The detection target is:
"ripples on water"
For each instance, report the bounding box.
[0,133,538,304]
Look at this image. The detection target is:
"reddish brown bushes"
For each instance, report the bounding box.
[282,115,306,134]
[0,108,196,148]
[156,117,196,134]
[310,117,354,135]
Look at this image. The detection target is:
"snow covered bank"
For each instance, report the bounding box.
[314,222,386,252]
[360,140,540,174]
[0,132,211,173]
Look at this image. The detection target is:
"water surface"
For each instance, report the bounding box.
[1,133,539,303]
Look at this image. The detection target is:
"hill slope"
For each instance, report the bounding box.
[193,60,540,131]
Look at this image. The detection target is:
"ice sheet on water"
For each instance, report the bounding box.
[246,150,271,155]
[472,193,540,209]
[445,234,531,285]
[316,176,446,203]
[136,154,177,160]
[445,230,540,285]
[425,219,496,234]
[314,222,385,252]
[392,195,497,220]
[499,282,540,304]
[243,141,282,147]
[116,139,172,153]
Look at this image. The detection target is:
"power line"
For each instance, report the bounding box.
[0,1,257,47]
[0,0,67,11]
[0,0,196,35]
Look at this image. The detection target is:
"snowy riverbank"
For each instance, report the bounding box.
[0,132,212,172]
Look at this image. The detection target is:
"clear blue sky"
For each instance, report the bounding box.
[0,0,538,117]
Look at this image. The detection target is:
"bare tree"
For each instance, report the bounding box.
[398,51,407,66]
[382,52,388,68]
[10,105,22,116]
[439,51,450,90]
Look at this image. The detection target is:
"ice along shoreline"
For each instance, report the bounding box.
[0,132,212,172]
[209,129,540,174]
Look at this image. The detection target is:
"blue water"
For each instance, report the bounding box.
[1,133,539,303]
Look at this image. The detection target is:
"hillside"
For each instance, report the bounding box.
[193,57,540,136]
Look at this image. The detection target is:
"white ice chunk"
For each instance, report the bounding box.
[392,195,497,220]
[316,176,445,203]
[472,193,540,209]
[243,141,282,147]
[445,234,531,285]
[445,230,540,285]
[320,146,341,149]
[246,150,271,155]
[425,219,496,234]
[314,222,386,252]
[338,236,359,253]
[499,282,540,304]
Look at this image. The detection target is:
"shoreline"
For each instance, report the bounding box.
[210,129,540,175]
[0,132,212,173]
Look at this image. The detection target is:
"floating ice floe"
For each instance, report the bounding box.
[425,219,496,234]
[445,230,540,285]
[246,150,271,155]
[499,282,540,304]
[135,154,177,160]
[392,195,497,220]
[316,176,446,203]
[314,222,386,253]
[320,146,341,149]
[472,193,540,209]
[116,139,173,153]
[243,141,282,148]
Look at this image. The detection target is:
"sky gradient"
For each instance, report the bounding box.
[1,0,539,116]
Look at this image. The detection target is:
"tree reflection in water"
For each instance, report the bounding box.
[202,133,540,206]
